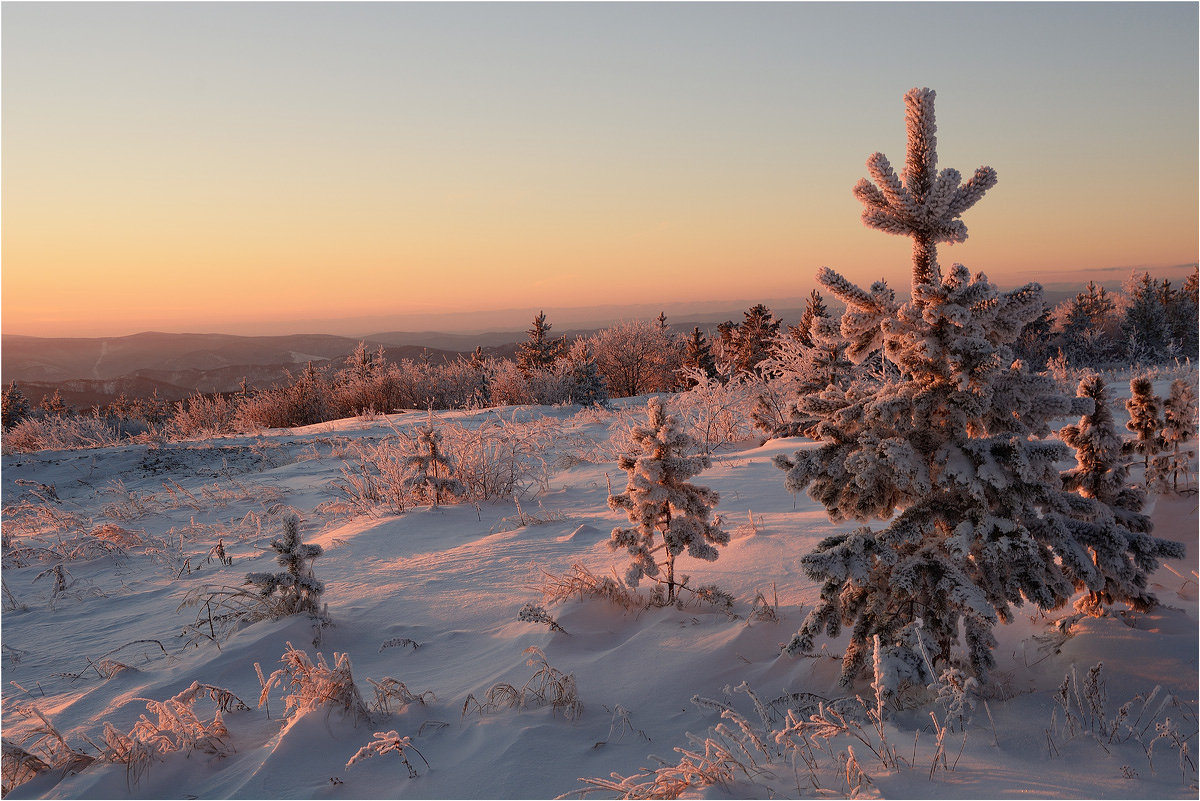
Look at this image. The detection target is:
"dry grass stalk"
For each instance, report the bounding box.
[256,642,371,724]
[518,602,569,633]
[177,584,274,647]
[1,738,52,795]
[345,730,430,778]
[540,562,643,611]
[367,678,435,717]
[5,703,98,789]
[463,646,582,721]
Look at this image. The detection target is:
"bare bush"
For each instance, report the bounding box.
[177,584,275,646]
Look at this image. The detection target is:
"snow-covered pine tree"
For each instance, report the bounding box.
[402,411,466,505]
[1059,282,1118,366]
[608,397,729,603]
[655,311,669,331]
[2,383,31,431]
[788,289,830,348]
[1122,273,1172,362]
[1124,376,1165,472]
[681,328,719,387]
[754,312,855,438]
[730,304,781,375]
[245,516,325,617]
[345,341,383,383]
[1012,304,1055,369]
[517,311,567,375]
[1160,275,1199,360]
[565,339,608,406]
[39,389,69,418]
[468,347,493,407]
[1059,375,1182,615]
[1154,378,1197,492]
[774,87,1137,688]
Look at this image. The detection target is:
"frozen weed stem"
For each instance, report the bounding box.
[346,730,430,778]
[256,642,371,723]
[463,646,582,721]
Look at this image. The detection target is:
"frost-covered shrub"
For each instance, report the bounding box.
[335,411,564,508]
[168,392,239,439]
[235,363,333,429]
[2,413,121,453]
[346,731,429,778]
[670,367,761,453]
[245,516,325,617]
[590,319,680,397]
[256,642,370,723]
[608,397,729,603]
[101,682,247,784]
[462,646,582,721]
[773,88,1172,688]
[441,412,563,500]
[488,359,574,406]
[330,343,407,415]
[401,412,466,506]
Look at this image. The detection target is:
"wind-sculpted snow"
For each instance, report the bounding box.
[0,399,1196,798]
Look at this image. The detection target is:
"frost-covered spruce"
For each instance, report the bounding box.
[565,339,608,407]
[789,289,830,348]
[402,411,466,506]
[1155,378,1198,492]
[608,397,729,603]
[1124,377,1165,471]
[517,311,566,375]
[682,327,719,386]
[1061,377,1143,513]
[246,516,325,617]
[2,382,31,431]
[754,314,854,438]
[774,88,1147,688]
[1060,376,1183,615]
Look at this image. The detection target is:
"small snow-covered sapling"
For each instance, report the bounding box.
[608,397,729,604]
[245,516,324,617]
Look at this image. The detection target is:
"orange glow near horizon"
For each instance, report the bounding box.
[3,3,1197,338]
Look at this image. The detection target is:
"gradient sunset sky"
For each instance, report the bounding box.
[3,1,1197,337]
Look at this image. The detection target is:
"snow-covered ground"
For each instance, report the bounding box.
[2,392,1196,799]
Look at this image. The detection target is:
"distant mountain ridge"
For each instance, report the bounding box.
[2,289,1078,409]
